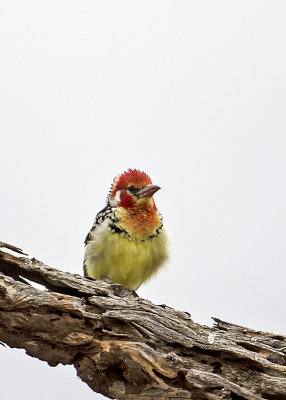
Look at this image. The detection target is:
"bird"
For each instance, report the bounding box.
[84,169,168,290]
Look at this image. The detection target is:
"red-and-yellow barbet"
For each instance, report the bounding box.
[84,169,168,290]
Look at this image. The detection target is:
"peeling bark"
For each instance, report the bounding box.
[0,242,285,400]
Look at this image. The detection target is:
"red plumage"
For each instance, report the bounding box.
[110,169,152,198]
[118,190,135,208]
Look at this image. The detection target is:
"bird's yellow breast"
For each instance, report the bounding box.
[84,223,168,290]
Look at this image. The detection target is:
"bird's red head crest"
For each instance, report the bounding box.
[109,169,159,209]
[110,169,152,198]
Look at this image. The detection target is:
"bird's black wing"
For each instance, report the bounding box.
[84,205,109,246]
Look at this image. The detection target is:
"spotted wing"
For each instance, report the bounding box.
[83,205,113,276]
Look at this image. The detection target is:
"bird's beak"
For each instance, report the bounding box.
[137,184,161,199]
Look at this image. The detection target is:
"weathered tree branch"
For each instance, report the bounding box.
[0,242,285,400]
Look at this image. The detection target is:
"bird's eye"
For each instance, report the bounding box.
[127,185,139,194]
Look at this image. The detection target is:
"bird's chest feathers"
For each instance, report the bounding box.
[115,206,161,239]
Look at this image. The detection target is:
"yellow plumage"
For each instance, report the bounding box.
[84,223,168,290]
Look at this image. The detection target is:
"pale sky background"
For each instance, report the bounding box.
[1,1,286,399]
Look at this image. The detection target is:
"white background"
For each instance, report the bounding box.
[1,1,285,399]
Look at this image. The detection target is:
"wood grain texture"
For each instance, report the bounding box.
[0,243,285,400]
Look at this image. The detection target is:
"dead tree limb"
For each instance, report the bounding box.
[0,242,285,400]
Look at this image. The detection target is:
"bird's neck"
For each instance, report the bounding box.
[115,204,162,240]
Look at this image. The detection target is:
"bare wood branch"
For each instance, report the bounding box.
[0,243,286,400]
